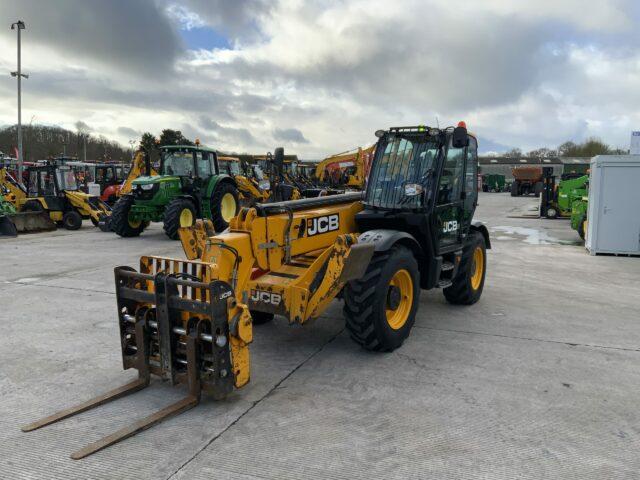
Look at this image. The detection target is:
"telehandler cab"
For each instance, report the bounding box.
[23,123,491,459]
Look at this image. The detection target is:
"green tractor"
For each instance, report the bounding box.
[110,144,240,239]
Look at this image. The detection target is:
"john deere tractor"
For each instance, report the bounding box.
[110,144,239,239]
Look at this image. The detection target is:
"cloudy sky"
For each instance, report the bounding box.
[0,0,638,157]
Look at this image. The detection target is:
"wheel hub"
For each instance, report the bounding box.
[387,285,401,310]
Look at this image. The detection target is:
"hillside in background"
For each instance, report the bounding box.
[0,124,131,162]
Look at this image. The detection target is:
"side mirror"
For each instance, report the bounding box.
[452,126,469,149]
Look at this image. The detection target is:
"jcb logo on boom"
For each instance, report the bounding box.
[307,214,339,236]
[442,220,458,233]
[250,290,282,306]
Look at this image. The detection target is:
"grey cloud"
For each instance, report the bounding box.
[273,127,309,144]
[179,0,273,39]
[197,116,262,148]
[0,0,182,76]
[74,121,92,132]
[117,126,142,138]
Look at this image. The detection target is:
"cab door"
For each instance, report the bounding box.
[434,139,466,252]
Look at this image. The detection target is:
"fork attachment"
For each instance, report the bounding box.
[21,261,240,459]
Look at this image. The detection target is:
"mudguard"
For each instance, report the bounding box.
[357,229,423,254]
[470,221,491,249]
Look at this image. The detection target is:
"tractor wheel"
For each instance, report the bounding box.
[210,183,239,232]
[110,196,146,237]
[578,216,587,240]
[343,246,420,351]
[163,198,197,240]
[510,182,518,197]
[62,210,83,230]
[545,207,559,219]
[250,310,274,325]
[444,231,486,305]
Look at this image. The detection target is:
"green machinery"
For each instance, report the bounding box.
[482,174,506,192]
[0,194,18,237]
[570,196,589,240]
[110,144,240,239]
[540,167,588,219]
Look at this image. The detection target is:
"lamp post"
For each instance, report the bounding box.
[10,20,28,182]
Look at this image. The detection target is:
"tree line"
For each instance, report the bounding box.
[0,124,131,162]
[496,137,628,159]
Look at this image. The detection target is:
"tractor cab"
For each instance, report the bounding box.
[358,123,484,289]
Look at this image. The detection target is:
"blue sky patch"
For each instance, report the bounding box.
[180,26,230,51]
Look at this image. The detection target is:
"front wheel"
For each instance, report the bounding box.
[163,198,197,240]
[62,210,83,230]
[110,196,146,237]
[210,183,239,232]
[343,246,420,351]
[444,231,487,305]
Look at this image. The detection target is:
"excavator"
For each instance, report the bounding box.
[22,123,491,459]
[315,144,376,189]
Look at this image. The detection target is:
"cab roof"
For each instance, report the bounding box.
[160,144,217,154]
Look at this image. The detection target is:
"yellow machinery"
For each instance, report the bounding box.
[316,144,376,189]
[2,162,111,231]
[0,167,56,233]
[117,150,158,198]
[22,124,491,459]
[218,156,271,206]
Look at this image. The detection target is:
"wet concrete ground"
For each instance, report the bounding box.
[1,193,639,479]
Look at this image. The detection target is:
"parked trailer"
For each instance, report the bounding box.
[511,166,543,197]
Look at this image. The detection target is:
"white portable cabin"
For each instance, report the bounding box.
[586,155,640,255]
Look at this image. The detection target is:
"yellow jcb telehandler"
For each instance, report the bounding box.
[23,123,491,459]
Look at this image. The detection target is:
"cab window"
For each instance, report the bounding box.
[437,142,465,205]
[196,152,212,177]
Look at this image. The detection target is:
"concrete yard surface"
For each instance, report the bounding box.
[1,193,639,479]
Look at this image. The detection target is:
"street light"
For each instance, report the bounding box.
[10,20,28,183]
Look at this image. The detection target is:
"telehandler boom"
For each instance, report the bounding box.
[23,123,491,459]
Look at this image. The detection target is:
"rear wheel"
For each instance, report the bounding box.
[578,215,587,240]
[163,198,197,240]
[343,246,420,351]
[210,182,239,232]
[62,210,82,230]
[110,196,146,237]
[444,231,486,305]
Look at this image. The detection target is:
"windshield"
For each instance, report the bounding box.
[252,165,265,180]
[365,136,439,209]
[161,151,194,176]
[56,167,78,191]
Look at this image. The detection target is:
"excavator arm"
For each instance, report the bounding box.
[118,150,158,197]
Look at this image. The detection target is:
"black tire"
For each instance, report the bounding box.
[510,182,518,197]
[110,196,146,237]
[545,207,559,219]
[444,231,487,305]
[163,198,197,240]
[250,310,274,325]
[210,182,239,232]
[343,246,420,351]
[577,215,587,240]
[62,210,82,230]
[534,181,543,197]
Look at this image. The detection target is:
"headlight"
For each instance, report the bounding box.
[140,183,155,191]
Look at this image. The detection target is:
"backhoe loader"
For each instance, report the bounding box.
[3,162,112,231]
[218,156,271,206]
[22,123,491,459]
[0,167,57,234]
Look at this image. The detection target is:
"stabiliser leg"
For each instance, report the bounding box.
[69,328,202,460]
[21,318,152,434]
